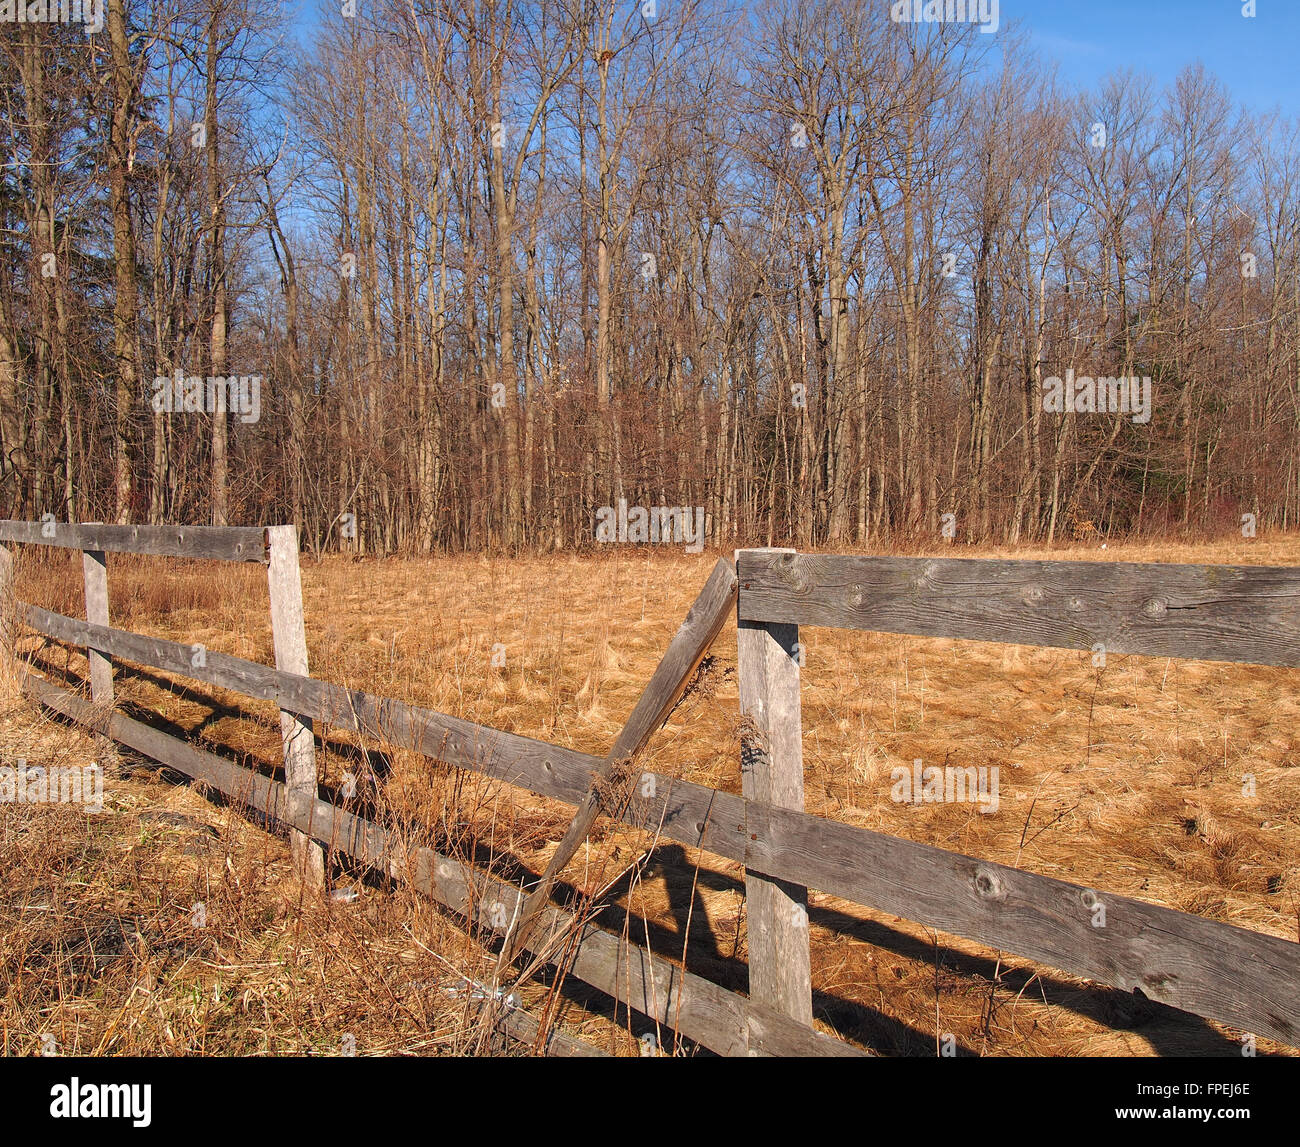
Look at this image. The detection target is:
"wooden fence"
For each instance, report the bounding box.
[1,521,1297,1056]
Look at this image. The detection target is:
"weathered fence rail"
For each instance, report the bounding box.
[0,520,267,563]
[738,551,1300,666]
[2,522,1298,1054]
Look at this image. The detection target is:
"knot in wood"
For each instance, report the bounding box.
[1021,584,1045,605]
[849,584,865,608]
[1142,598,1167,619]
[1066,596,1085,612]
[973,865,1005,900]
[776,553,809,594]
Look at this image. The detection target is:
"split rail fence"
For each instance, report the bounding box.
[1,521,1297,1056]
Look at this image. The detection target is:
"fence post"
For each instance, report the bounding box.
[735,547,813,1038]
[266,525,325,889]
[81,532,113,705]
[0,542,12,654]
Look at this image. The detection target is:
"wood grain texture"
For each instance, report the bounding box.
[736,549,812,1027]
[21,599,1300,1046]
[266,525,324,888]
[738,552,1300,666]
[0,520,267,562]
[22,672,861,1057]
[81,549,113,704]
[504,556,738,961]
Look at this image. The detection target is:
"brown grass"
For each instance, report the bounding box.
[3,532,1299,1056]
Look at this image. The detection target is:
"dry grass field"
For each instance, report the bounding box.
[3,533,1299,1056]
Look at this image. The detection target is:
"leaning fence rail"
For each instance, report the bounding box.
[1,522,1298,1054]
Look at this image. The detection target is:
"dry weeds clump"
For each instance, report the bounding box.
[2,534,1299,1056]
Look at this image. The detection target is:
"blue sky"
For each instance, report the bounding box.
[287,1,1298,119]
[1017,0,1296,117]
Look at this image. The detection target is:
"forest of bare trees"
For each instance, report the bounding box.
[2,0,1298,552]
